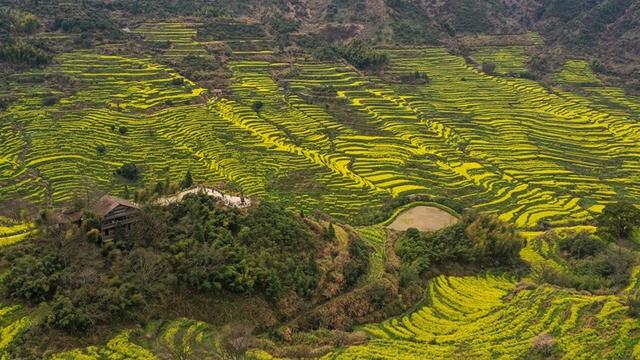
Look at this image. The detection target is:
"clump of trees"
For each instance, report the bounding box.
[481,61,496,75]
[0,42,50,66]
[115,163,141,182]
[596,200,640,241]
[336,39,388,70]
[532,230,636,291]
[0,7,39,35]
[2,195,371,336]
[395,211,524,286]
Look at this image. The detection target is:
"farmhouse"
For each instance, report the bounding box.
[92,195,140,241]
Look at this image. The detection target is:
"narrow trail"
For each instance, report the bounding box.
[154,185,251,208]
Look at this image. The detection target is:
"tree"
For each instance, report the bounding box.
[118,126,128,135]
[47,294,93,333]
[252,101,264,113]
[464,212,524,266]
[96,143,106,154]
[326,223,336,240]
[115,163,141,182]
[481,61,496,74]
[181,170,194,189]
[596,201,640,240]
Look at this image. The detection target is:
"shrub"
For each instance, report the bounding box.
[626,289,640,318]
[0,42,50,66]
[464,212,524,266]
[115,163,141,182]
[42,95,59,106]
[481,61,496,74]
[180,169,193,189]
[529,333,561,358]
[596,201,640,240]
[252,101,264,113]
[118,126,128,135]
[336,39,388,70]
[47,294,94,333]
[96,143,106,154]
[86,228,101,243]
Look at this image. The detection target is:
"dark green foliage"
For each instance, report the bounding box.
[596,201,640,240]
[47,294,94,334]
[544,0,597,21]
[252,100,264,113]
[336,39,388,70]
[453,0,492,33]
[181,170,194,189]
[343,234,370,286]
[534,230,637,291]
[626,289,640,318]
[557,232,605,258]
[173,55,223,81]
[481,61,496,75]
[197,4,227,18]
[590,59,606,73]
[0,42,50,66]
[270,16,300,35]
[465,212,524,266]
[396,211,523,285]
[115,163,141,182]
[96,143,106,154]
[118,126,128,135]
[326,223,336,240]
[197,19,265,40]
[4,253,63,304]
[398,71,430,84]
[2,194,322,334]
[311,46,339,61]
[52,9,119,35]
[42,95,58,106]
[396,221,471,276]
[0,7,39,36]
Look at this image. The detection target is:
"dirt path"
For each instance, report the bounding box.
[387,205,458,232]
[155,185,251,208]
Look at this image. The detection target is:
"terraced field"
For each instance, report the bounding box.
[0,303,43,355]
[132,22,207,60]
[0,216,33,247]
[2,38,640,229]
[325,274,640,359]
[52,319,225,359]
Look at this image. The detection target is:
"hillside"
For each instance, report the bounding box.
[0,1,640,359]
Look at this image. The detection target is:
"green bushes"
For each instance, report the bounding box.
[396,211,523,285]
[596,201,640,240]
[115,163,141,182]
[533,230,637,291]
[465,212,524,266]
[0,8,39,35]
[2,194,325,334]
[481,61,496,75]
[336,39,388,70]
[0,42,50,66]
[626,289,640,318]
[4,253,64,304]
[47,295,94,334]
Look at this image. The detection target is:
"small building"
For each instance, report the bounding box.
[92,195,140,241]
[53,209,83,232]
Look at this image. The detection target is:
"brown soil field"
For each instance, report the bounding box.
[387,206,458,232]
